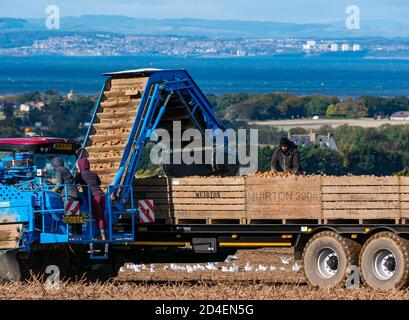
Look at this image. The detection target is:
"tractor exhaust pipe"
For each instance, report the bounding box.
[0,251,21,282]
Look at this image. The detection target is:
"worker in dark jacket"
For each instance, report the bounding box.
[271,137,302,175]
[75,158,107,240]
[51,157,81,235]
[51,157,79,200]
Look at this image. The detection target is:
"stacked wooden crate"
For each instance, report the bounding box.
[245,176,321,222]
[134,177,246,224]
[86,76,148,186]
[134,175,409,224]
[400,177,409,219]
[321,176,400,221]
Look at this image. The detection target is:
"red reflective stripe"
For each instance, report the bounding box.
[65,198,74,210]
[140,210,149,223]
[140,206,152,223]
[145,200,155,213]
[72,201,80,215]
[141,205,154,222]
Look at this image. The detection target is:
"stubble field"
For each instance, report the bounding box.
[1,248,409,300]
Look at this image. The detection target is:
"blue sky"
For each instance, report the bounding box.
[1,0,408,23]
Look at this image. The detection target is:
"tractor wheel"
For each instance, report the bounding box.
[302,231,361,287]
[360,232,409,290]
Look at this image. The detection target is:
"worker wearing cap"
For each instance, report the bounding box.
[271,137,302,175]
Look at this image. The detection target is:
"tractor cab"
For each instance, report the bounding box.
[0,137,81,178]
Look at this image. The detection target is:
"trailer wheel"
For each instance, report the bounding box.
[360,232,409,290]
[302,231,361,287]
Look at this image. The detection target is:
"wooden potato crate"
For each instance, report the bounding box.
[134,175,409,224]
[134,177,246,224]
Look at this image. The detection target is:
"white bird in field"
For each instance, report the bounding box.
[205,263,218,270]
[269,265,276,271]
[194,264,206,271]
[280,257,293,265]
[255,265,268,271]
[224,255,238,262]
[244,262,254,271]
[292,263,302,271]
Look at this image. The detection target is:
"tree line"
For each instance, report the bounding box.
[1,91,408,176]
[208,93,409,120]
[257,124,409,176]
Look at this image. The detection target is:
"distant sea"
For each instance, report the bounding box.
[1,55,409,97]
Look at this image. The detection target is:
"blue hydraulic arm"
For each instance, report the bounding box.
[109,69,226,204]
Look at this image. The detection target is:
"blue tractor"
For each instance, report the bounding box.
[0,69,237,281]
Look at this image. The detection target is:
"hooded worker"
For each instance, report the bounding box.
[75,158,107,240]
[51,157,79,200]
[271,137,302,175]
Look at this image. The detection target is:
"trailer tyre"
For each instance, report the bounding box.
[360,232,409,290]
[302,231,361,287]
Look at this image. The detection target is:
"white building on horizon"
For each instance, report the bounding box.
[330,43,339,52]
[352,43,362,51]
[341,43,350,51]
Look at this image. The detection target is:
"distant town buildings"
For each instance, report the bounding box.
[67,88,77,101]
[19,101,45,112]
[0,33,380,57]
[341,43,350,51]
[302,40,362,53]
[352,43,362,51]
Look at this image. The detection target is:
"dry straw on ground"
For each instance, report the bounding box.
[1,278,409,300]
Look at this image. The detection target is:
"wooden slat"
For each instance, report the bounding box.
[322,176,399,186]
[160,204,245,211]
[171,185,246,192]
[0,224,21,249]
[135,191,245,199]
[170,177,245,185]
[323,194,400,201]
[154,198,245,205]
[402,210,409,218]
[246,185,321,192]
[247,205,321,219]
[153,204,244,212]
[400,202,409,209]
[168,211,245,220]
[246,176,321,185]
[322,186,399,193]
[323,202,400,209]
[399,177,409,185]
[323,209,400,219]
